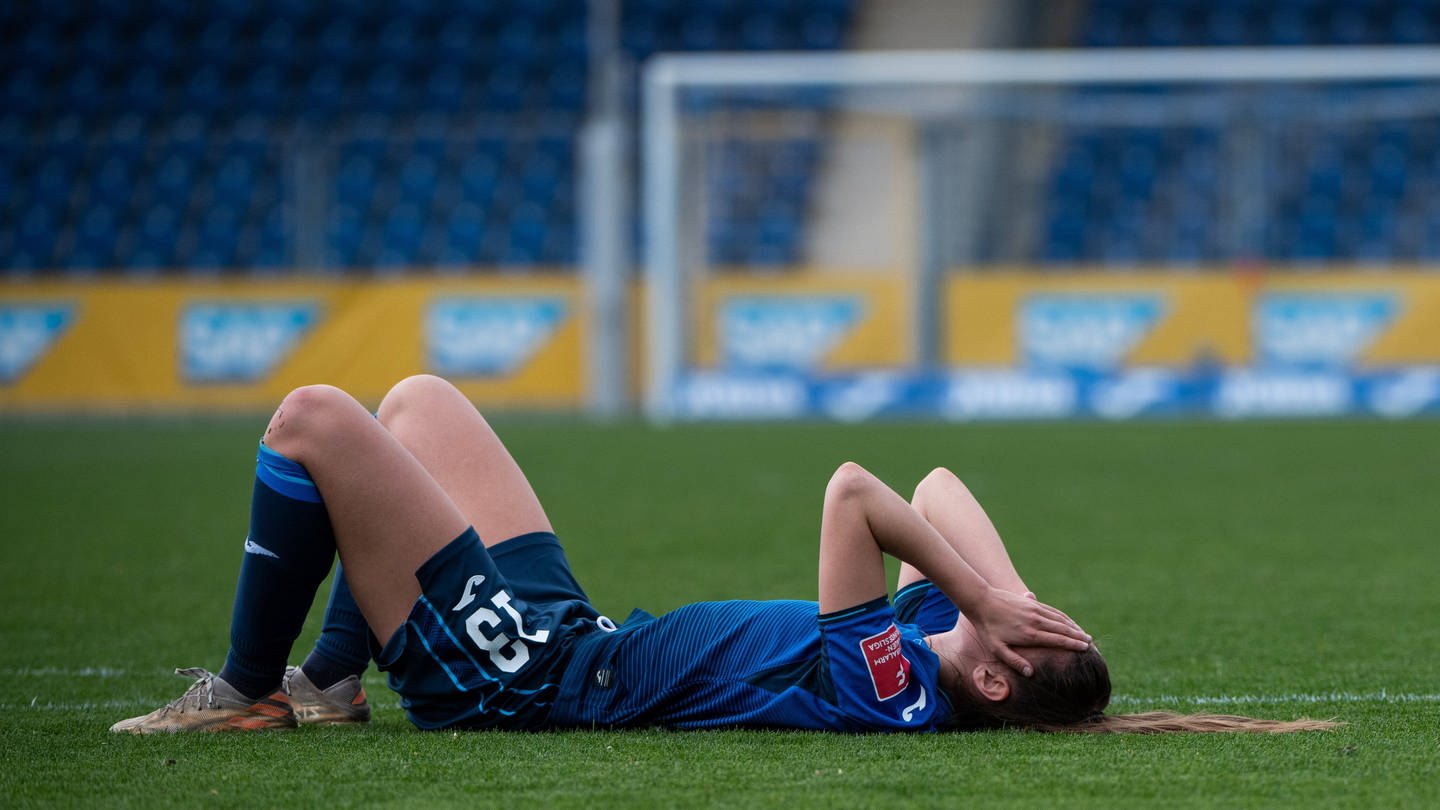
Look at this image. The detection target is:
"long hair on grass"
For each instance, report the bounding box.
[944,645,1339,734]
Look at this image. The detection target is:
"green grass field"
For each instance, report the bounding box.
[2,416,1437,808]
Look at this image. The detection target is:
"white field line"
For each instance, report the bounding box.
[5,687,1440,714]
[9,697,407,712]
[3,667,131,678]
[1110,691,1440,707]
[5,670,1437,711]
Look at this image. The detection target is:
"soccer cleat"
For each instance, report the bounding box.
[283,666,371,725]
[109,667,296,734]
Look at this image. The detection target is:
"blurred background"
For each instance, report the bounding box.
[2,0,1439,420]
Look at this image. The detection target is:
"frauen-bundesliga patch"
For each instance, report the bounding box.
[859,623,912,701]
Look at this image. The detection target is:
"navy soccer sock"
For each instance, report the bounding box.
[218,443,337,700]
[300,565,372,689]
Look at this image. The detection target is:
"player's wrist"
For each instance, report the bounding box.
[967,582,1006,621]
[933,573,991,619]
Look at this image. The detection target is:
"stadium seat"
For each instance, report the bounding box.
[2,0,860,274]
[1038,0,1439,265]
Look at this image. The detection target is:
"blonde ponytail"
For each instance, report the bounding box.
[944,644,1342,734]
[1042,711,1340,734]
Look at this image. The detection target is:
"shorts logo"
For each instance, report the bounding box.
[1019,294,1166,371]
[0,304,73,383]
[1255,293,1398,368]
[859,623,912,702]
[181,302,319,383]
[426,297,568,377]
[719,296,863,371]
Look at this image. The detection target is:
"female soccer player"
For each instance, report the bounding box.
[112,375,1332,735]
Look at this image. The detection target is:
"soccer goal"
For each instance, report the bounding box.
[639,48,1440,423]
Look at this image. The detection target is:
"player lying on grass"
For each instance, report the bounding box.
[112,375,1334,734]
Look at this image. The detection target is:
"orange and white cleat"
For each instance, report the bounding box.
[283,666,371,725]
[109,667,296,734]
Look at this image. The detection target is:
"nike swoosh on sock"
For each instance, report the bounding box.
[243,537,280,559]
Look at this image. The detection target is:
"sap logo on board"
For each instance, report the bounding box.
[1213,369,1351,418]
[181,303,319,382]
[1255,293,1398,368]
[427,297,567,377]
[944,370,1077,420]
[720,297,863,371]
[0,304,73,383]
[1019,295,1166,371]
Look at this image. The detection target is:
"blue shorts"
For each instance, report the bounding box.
[373,528,610,730]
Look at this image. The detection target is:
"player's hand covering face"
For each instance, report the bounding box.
[967,588,1090,676]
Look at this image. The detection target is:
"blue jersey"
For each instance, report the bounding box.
[546,595,952,732]
[374,520,965,733]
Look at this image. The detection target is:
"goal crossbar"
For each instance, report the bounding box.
[641,47,1440,422]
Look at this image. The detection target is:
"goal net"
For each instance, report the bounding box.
[640,48,1440,422]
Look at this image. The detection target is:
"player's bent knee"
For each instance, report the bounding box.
[913,467,962,505]
[825,461,873,504]
[265,384,367,456]
[922,466,959,489]
[377,374,465,425]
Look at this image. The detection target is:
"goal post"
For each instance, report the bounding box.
[640,47,1440,423]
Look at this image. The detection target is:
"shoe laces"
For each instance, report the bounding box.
[161,667,220,714]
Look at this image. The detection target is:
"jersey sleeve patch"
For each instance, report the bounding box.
[858,623,912,702]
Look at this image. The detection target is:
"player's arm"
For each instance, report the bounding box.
[898,467,1028,595]
[817,462,1089,675]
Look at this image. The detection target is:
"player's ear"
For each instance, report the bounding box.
[970,664,1011,703]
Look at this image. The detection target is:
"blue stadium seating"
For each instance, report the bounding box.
[1041,0,1440,265]
[2,0,854,274]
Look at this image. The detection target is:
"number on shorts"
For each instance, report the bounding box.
[452,573,551,674]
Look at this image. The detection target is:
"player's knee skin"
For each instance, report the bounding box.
[377,374,454,424]
[912,467,961,513]
[377,373,480,433]
[264,384,368,460]
[917,467,960,495]
[824,461,874,508]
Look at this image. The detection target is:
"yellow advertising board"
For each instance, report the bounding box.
[944,269,1440,367]
[693,271,911,369]
[0,276,586,412]
[7,269,1440,417]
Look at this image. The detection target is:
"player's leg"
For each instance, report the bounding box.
[112,384,469,734]
[261,383,471,640]
[320,376,598,731]
[111,431,340,733]
[897,467,1029,595]
[374,374,553,546]
[287,564,373,724]
[289,375,557,722]
[373,375,600,632]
